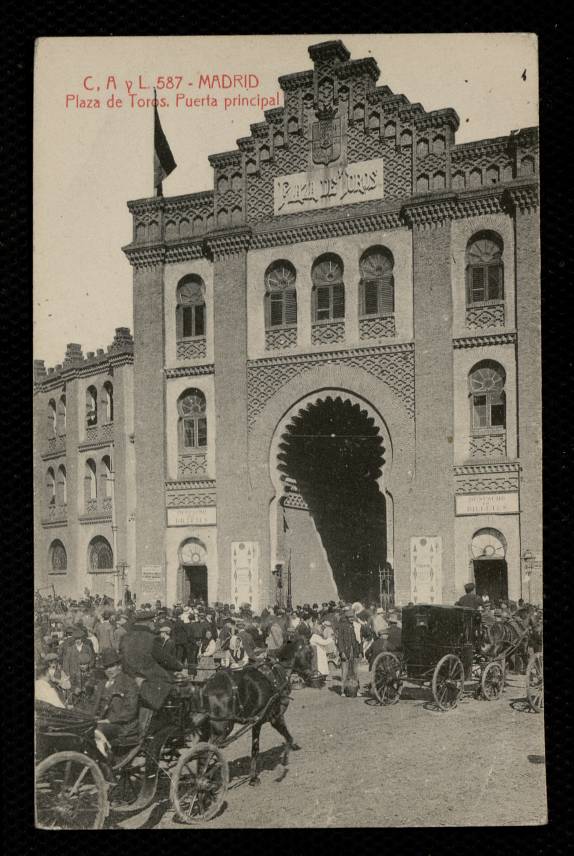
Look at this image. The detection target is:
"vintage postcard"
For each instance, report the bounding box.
[34,34,544,828]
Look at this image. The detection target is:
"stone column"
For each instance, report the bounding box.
[131,255,167,603]
[511,187,542,571]
[407,205,456,603]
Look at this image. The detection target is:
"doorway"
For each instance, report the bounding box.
[183,564,208,604]
[277,394,387,603]
[473,559,508,604]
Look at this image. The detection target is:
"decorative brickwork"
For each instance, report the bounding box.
[283,492,309,511]
[165,365,215,378]
[42,505,67,526]
[177,452,208,479]
[465,301,505,329]
[312,321,345,345]
[46,435,66,454]
[102,497,113,512]
[454,462,520,495]
[86,499,98,513]
[359,315,396,340]
[247,342,415,429]
[177,338,207,360]
[453,332,516,349]
[469,432,506,459]
[265,327,297,351]
[101,422,114,441]
[165,479,217,508]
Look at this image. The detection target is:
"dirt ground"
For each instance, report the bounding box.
[115,666,546,829]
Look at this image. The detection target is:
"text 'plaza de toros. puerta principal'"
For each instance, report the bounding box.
[34,40,541,613]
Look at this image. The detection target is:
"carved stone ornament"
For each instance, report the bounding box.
[312,117,342,165]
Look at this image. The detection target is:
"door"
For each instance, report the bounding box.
[183,564,208,604]
[473,559,508,604]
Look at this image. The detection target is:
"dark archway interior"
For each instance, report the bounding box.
[278,396,387,603]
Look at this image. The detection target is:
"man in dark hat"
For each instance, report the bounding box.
[121,610,183,710]
[89,648,140,743]
[62,626,95,693]
[456,582,482,609]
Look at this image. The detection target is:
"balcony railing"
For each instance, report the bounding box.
[46,434,66,454]
[42,504,67,525]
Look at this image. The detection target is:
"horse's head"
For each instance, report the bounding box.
[278,637,314,679]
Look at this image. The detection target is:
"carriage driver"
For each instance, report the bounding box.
[88,647,140,744]
[456,582,483,609]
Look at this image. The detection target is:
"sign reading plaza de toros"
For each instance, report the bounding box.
[274,158,384,215]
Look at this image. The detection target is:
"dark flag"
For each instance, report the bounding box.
[153,91,176,196]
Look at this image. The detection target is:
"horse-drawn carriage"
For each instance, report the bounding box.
[371,603,536,711]
[35,639,312,829]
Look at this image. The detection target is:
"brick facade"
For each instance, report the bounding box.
[115,40,541,609]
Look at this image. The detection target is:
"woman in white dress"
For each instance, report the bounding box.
[309,625,332,676]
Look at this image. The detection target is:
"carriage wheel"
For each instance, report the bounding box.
[371,652,403,705]
[432,654,465,711]
[526,652,544,713]
[481,661,505,701]
[35,751,108,830]
[170,742,228,824]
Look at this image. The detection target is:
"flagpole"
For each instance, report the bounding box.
[154,88,162,197]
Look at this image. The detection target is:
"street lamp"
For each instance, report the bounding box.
[522,549,534,604]
[378,563,393,611]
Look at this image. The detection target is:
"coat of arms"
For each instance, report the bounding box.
[312,117,342,165]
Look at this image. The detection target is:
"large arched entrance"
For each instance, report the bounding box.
[471,528,508,604]
[274,394,388,604]
[178,537,208,604]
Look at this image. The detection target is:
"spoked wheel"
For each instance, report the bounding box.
[526,652,544,713]
[170,742,228,824]
[371,652,403,705]
[481,660,505,700]
[432,654,465,711]
[110,744,154,813]
[35,751,109,830]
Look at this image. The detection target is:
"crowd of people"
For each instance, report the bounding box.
[35,583,542,737]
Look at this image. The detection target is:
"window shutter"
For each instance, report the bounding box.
[471,267,485,302]
[197,417,208,447]
[487,265,503,301]
[332,283,345,319]
[363,280,379,315]
[316,286,331,320]
[270,292,284,327]
[194,304,205,336]
[379,274,394,314]
[182,306,193,338]
[284,289,297,325]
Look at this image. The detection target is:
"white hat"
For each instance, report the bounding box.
[376,608,385,614]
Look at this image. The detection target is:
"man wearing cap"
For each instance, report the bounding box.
[121,610,183,710]
[113,614,129,652]
[154,622,180,663]
[88,648,140,743]
[456,582,483,609]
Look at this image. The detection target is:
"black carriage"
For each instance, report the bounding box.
[35,678,229,829]
[371,604,506,711]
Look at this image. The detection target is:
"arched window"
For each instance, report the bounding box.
[264,261,297,329]
[100,455,112,499]
[176,276,206,340]
[86,386,98,427]
[46,467,56,506]
[469,361,506,431]
[178,389,207,450]
[85,459,97,506]
[88,536,113,571]
[50,539,67,572]
[416,138,429,158]
[57,395,66,434]
[466,232,504,305]
[359,247,395,316]
[47,399,56,437]
[56,465,67,506]
[312,254,345,322]
[103,382,113,422]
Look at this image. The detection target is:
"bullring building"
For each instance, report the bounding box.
[36,40,541,612]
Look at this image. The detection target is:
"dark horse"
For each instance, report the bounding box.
[195,637,313,786]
